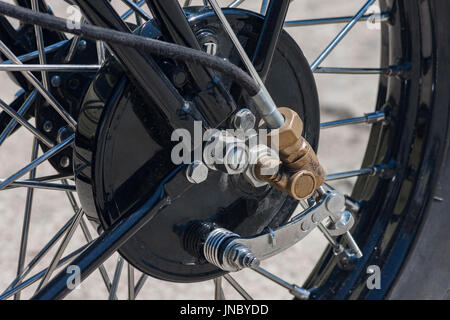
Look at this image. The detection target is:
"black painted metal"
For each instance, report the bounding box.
[145,0,236,127]
[252,0,290,81]
[72,0,198,135]
[73,9,319,283]
[32,167,184,300]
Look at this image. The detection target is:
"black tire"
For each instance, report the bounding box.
[304,0,450,299]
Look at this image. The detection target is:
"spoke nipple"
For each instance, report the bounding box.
[290,285,311,300]
[51,75,62,88]
[43,120,53,133]
[59,156,71,168]
[78,40,87,51]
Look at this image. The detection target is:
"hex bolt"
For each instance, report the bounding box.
[186,161,209,184]
[232,108,256,132]
[51,75,62,88]
[336,210,352,229]
[59,156,71,168]
[43,120,53,133]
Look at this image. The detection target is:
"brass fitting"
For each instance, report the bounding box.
[255,107,326,200]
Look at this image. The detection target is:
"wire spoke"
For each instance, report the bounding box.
[0,244,88,300]
[223,274,253,300]
[64,189,118,299]
[121,0,151,21]
[36,208,84,291]
[0,134,74,191]
[0,89,38,147]
[121,0,146,20]
[214,277,225,300]
[260,0,269,15]
[0,41,77,130]
[134,274,148,298]
[228,0,246,8]
[0,40,69,65]
[2,215,77,295]
[314,67,390,75]
[0,97,54,147]
[310,0,376,71]
[13,138,39,300]
[326,167,376,181]
[109,256,125,300]
[127,264,135,300]
[321,110,385,129]
[285,12,389,27]
[251,266,310,300]
[1,179,76,192]
[31,0,49,90]
[0,64,100,72]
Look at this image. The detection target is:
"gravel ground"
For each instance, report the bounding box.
[0,0,380,299]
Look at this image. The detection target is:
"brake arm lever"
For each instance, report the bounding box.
[199,190,359,272]
[235,191,347,261]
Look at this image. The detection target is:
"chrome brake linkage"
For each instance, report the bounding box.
[199,189,362,272]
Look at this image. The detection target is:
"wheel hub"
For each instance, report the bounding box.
[74,8,320,282]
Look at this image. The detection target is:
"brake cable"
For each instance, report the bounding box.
[0,1,260,96]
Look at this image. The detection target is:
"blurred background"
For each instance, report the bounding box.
[0,0,380,299]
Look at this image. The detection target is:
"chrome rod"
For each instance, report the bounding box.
[36,209,84,291]
[223,274,253,300]
[314,67,389,74]
[0,244,88,300]
[0,64,100,72]
[326,167,375,181]
[214,277,225,300]
[260,0,270,15]
[2,216,76,294]
[121,0,146,20]
[109,256,124,300]
[2,180,76,192]
[318,223,342,250]
[35,173,74,183]
[14,138,39,300]
[134,274,148,297]
[310,0,376,71]
[66,191,117,299]
[0,41,77,130]
[321,111,385,129]
[344,231,363,259]
[1,40,69,65]
[208,0,284,128]
[64,35,82,63]
[0,98,54,147]
[31,0,49,90]
[285,12,389,27]
[228,0,246,8]
[127,264,135,300]
[0,134,74,191]
[0,90,38,147]
[121,0,151,20]
[252,266,310,300]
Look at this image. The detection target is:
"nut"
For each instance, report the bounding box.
[186,161,209,184]
[233,108,256,132]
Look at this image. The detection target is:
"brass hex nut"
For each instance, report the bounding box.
[264,107,305,162]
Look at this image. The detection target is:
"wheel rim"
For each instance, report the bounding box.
[0,0,442,300]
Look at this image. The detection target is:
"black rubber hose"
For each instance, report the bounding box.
[0,1,261,96]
